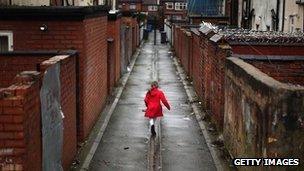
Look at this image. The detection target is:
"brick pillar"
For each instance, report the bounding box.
[108,12,122,85]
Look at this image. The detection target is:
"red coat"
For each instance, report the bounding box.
[144,87,170,118]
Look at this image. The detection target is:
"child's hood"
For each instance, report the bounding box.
[149,87,159,96]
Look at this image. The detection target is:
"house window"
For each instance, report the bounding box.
[172,15,182,20]
[130,4,136,10]
[166,2,173,10]
[148,5,158,11]
[0,31,13,52]
[175,3,187,11]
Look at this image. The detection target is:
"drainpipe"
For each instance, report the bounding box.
[282,0,285,32]
[112,0,116,10]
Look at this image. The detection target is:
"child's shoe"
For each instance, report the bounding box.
[151,125,156,136]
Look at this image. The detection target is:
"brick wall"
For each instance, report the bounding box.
[0,21,83,51]
[247,60,304,86]
[0,53,77,170]
[177,29,193,79]
[231,44,304,56]
[201,34,230,129]
[173,25,230,130]
[0,55,49,88]
[108,14,121,84]
[58,56,77,170]
[224,57,304,162]
[200,32,214,112]
[180,30,188,74]
[122,17,133,65]
[173,25,178,54]
[0,14,109,141]
[82,16,108,140]
[122,16,139,61]
[39,54,77,171]
[0,72,41,171]
[191,32,203,99]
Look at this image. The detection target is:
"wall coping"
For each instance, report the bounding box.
[0,50,78,56]
[228,41,304,46]
[190,28,200,36]
[188,14,229,19]
[0,6,109,21]
[227,57,304,91]
[234,54,304,61]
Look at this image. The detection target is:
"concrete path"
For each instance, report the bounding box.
[88,33,216,171]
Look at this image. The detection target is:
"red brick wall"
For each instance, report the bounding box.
[0,21,83,51]
[108,18,121,91]
[173,25,178,53]
[82,17,108,140]
[0,55,49,88]
[191,33,203,99]
[231,45,304,56]
[0,54,77,170]
[174,28,230,130]
[58,56,77,171]
[0,72,41,171]
[209,44,228,129]
[180,31,188,72]
[108,18,122,87]
[177,27,182,59]
[0,16,109,141]
[224,57,304,161]
[188,34,193,80]
[247,60,304,86]
[122,17,138,60]
[201,34,212,110]
[120,3,142,12]
[179,30,192,76]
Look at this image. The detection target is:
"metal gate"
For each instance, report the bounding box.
[40,63,64,171]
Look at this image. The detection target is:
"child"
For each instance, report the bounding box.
[144,81,170,136]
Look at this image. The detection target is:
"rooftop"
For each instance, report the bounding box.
[199,22,304,45]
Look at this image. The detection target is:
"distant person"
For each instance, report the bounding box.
[144,81,170,136]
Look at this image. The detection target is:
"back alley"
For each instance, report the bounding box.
[86,33,217,170]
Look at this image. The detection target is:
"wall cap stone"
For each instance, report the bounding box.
[0,6,109,21]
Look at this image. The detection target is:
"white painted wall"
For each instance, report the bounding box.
[74,0,93,6]
[283,0,304,32]
[11,0,49,6]
[251,0,278,31]
[238,0,243,27]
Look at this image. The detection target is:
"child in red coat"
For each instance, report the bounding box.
[144,81,170,136]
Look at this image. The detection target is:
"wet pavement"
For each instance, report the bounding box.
[88,33,216,171]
